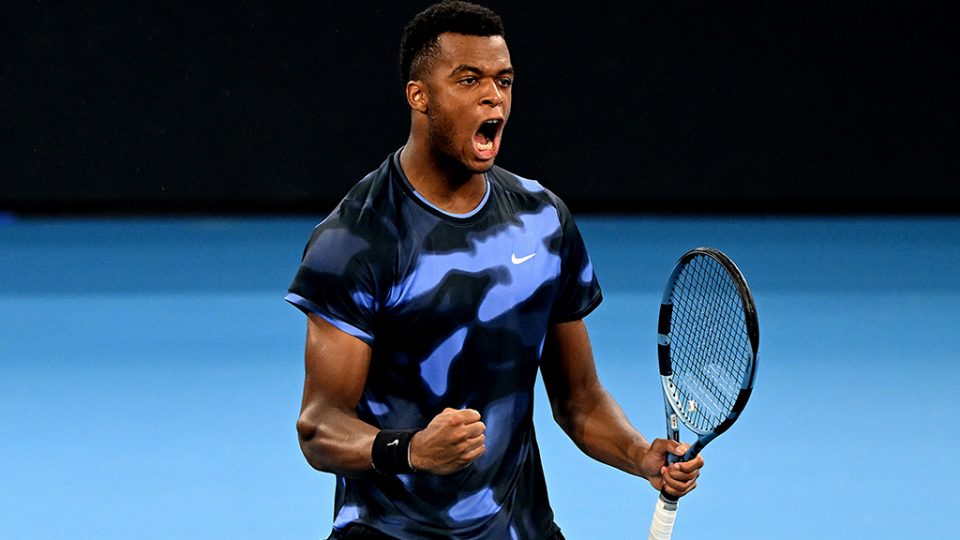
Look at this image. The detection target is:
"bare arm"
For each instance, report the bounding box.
[295,313,379,477]
[540,319,703,497]
[295,313,486,477]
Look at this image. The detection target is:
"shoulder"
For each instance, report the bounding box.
[301,156,402,270]
[487,165,573,220]
[319,154,403,235]
[339,155,401,226]
[488,165,550,198]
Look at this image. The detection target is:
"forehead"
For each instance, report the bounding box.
[433,33,511,73]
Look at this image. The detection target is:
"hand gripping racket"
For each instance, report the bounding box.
[647,247,759,540]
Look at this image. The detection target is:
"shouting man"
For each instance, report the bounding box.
[286,2,704,538]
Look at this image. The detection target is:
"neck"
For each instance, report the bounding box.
[400,135,487,215]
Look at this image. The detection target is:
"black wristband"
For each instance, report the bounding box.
[371,429,418,474]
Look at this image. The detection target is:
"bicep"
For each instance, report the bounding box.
[300,312,373,416]
[540,319,602,418]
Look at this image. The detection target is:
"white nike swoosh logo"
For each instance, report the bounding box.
[511,252,536,265]
[387,439,399,447]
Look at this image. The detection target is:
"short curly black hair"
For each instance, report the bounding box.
[399,1,505,84]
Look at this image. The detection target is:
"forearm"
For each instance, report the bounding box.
[297,405,487,478]
[554,383,652,478]
[296,403,379,478]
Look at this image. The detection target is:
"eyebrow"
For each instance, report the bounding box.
[449,64,515,77]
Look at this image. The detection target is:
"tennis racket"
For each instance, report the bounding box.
[647,247,759,540]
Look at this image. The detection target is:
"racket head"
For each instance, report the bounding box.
[657,247,759,438]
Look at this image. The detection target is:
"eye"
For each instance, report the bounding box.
[498,78,513,88]
[458,77,478,86]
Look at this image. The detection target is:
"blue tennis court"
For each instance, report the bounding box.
[2,215,958,539]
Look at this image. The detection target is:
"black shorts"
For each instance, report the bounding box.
[328,523,567,540]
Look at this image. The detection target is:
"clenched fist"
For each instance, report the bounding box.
[409,408,486,475]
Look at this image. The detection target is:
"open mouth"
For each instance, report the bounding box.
[472,118,503,156]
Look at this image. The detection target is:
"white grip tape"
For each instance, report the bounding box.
[647,494,679,540]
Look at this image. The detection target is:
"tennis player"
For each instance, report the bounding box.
[286,2,704,538]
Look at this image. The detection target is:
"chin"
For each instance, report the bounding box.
[430,146,493,178]
[467,158,496,174]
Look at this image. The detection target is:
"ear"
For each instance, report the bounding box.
[406,80,429,114]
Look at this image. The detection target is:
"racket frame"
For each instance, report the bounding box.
[648,247,759,539]
[657,247,759,470]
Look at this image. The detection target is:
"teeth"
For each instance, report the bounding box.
[475,119,500,153]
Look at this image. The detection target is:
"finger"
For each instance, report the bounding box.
[662,470,697,496]
[666,462,701,482]
[661,475,683,496]
[673,455,704,473]
[457,408,482,423]
[438,409,480,428]
[663,480,696,498]
[651,438,671,455]
[462,440,487,462]
[651,438,686,458]
[462,420,486,438]
[462,433,486,452]
[676,478,697,496]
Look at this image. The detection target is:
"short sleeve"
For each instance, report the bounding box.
[285,205,387,345]
[550,197,602,322]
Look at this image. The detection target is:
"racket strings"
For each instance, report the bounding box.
[674,257,748,418]
[668,255,752,432]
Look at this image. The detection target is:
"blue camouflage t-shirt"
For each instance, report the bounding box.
[286,149,602,540]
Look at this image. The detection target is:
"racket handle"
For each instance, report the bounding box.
[647,493,679,540]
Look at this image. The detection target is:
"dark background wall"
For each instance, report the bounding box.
[3,1,956,215]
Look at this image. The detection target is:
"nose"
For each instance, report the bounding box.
[479,78,504,108]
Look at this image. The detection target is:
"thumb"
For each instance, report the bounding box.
[669,441,689,457]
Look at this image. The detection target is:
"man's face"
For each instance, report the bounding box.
[421,33,513,174]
